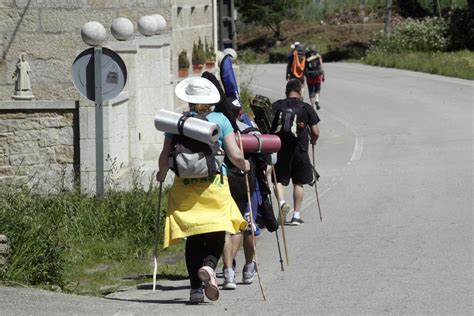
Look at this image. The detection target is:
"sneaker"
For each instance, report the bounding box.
[278,203,290,224]
[197,266,219,301]
[242,261,257,284]
[222,276,237,290]
[288,217,304,226]
[316,101,321,110]
[189,288,204,304]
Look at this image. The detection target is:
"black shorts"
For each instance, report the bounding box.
[307,83,321,98]
[274,143,314,186]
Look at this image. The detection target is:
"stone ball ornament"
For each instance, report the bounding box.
[111,17,134,41]
[223,48,237,60]
[138,15,158,36]
[81,21,107,46]
[152,14,167,34]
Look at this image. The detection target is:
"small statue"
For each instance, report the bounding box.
[12,52,35,100]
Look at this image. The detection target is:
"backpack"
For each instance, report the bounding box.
[273,99,305,142]
[290,49,306,79]
[168,112,224,179]
[250,94,275,134]
[306,55,322,78]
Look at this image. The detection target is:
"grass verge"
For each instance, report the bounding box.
[0,185,188,296]
[364,50,474,80]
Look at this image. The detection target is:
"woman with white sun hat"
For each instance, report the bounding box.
[156,76,250,304]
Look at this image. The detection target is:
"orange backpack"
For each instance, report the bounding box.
[291,49,306,78]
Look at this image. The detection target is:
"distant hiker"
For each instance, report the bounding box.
[270,79,320,226]
[156,77,250,304]
[305,46,325,110]
[286,43,306,84]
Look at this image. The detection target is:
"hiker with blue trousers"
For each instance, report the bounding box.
[156,77,250,304]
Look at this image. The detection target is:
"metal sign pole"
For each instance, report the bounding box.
[94,47,104,198]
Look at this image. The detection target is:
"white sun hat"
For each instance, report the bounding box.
[175,77,221,104]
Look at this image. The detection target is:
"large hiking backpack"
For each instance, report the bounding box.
[306,54,322,78]
[291,49,306,79]
[169,112,223,179]
[250,94,275,134]
[273,99,305,142]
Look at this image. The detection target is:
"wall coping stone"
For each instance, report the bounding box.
[0,100,78,111]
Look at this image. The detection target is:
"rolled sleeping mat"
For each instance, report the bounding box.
[235,133,281,153]
[154,109,221,144]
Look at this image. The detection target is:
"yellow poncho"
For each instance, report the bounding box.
[163,175,247,248]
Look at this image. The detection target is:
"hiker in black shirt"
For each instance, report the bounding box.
[270,79,320,226]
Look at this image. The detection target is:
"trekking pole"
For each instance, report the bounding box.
[311,145,323,222]
[271,166,289,266]
[237,131,267,301]
[152,181,164,291]
[267,192,284,271]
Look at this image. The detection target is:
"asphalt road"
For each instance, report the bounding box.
[1,63,472,315]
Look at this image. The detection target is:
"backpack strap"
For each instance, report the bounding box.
[176,115,189,136]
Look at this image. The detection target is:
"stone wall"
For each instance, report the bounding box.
[171,0,215,75]
[0,101,78,193]
[0,0,171,101]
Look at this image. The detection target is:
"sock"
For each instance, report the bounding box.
[224,267,235,279]
[315,95,320,103]
[293,211,301,219]
[279,200,286,207]
[244,261,255,273]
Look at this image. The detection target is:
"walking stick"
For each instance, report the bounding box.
[153,181,164,291]
[268,193,284,271]
[237,132,267,301]
[311,145,323,222]
[271,166,289,266]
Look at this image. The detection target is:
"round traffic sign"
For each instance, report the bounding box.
[72,47,127,102]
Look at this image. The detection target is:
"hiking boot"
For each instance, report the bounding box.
[197,266,219,301]
[278,203,290,224]
[288,217,304,226]
[242,261,257,284]
[189,288,204,304]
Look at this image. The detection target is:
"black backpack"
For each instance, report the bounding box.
[273,99,305,142]
[168,112,223,179]
[306,55,322,78]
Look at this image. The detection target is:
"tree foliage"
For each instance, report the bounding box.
[236,0,305,40]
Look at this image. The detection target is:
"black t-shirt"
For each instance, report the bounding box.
[271,97,320,151]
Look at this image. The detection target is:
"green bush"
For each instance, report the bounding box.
[369,17,449,53]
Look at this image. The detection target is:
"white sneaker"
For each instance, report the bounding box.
[242,261,257,284]
[197,266,219,301]
[222,268,237,290]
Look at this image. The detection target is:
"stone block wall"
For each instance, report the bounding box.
[0,0,171,101]
[171,0,215,76]
[0,101,79,193]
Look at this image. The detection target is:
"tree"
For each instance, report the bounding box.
[236,0,305,41]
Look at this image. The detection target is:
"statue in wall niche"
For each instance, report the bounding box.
[12,52,35,100]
